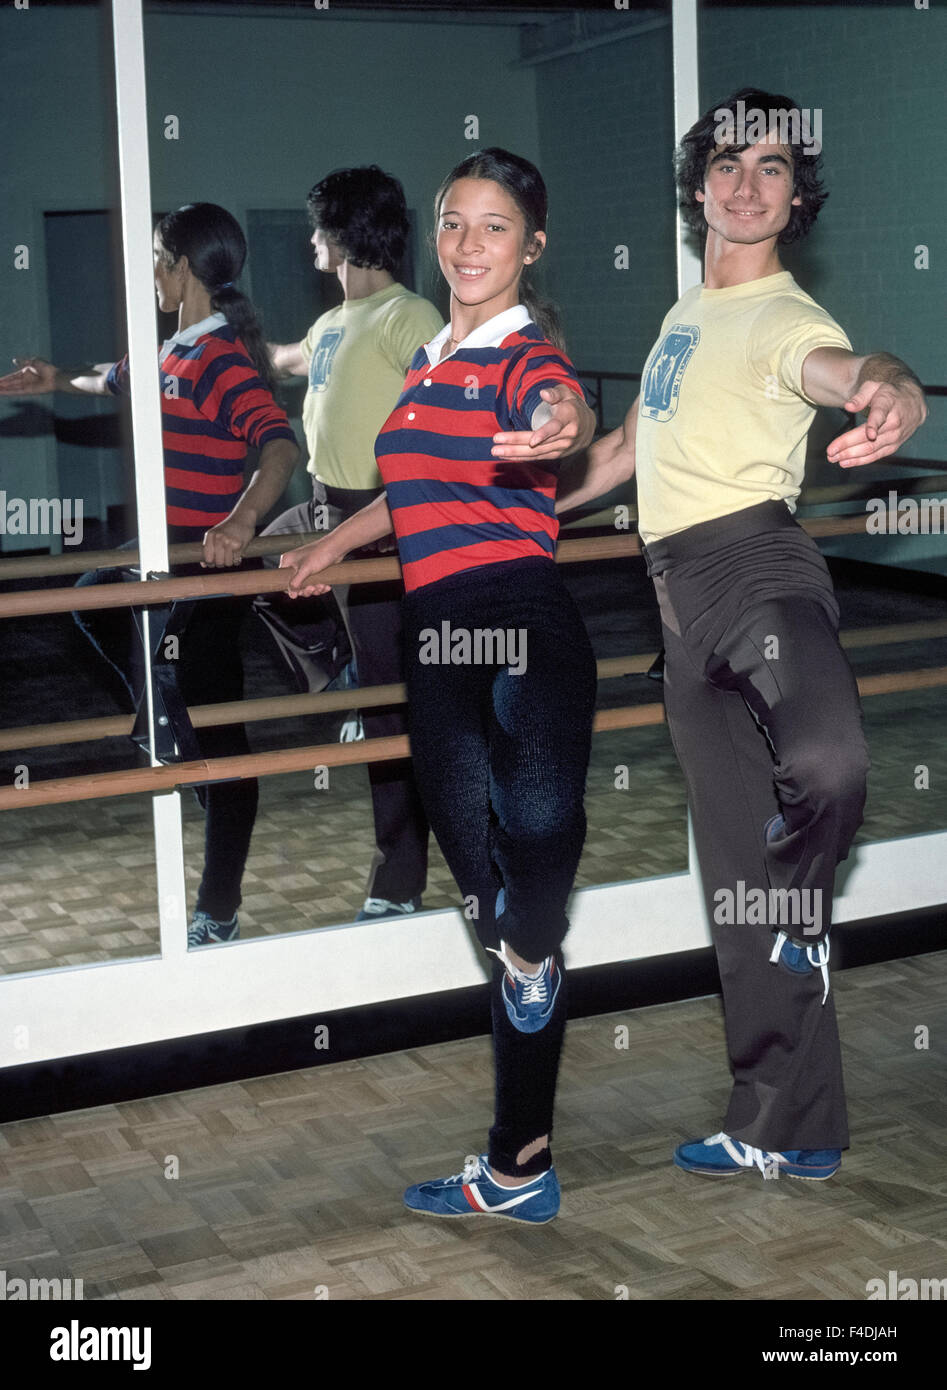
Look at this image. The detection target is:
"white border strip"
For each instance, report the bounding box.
[111,0,188,929]
[111,0,166,576]
[1,833,943,1068]
[672,0,702,295]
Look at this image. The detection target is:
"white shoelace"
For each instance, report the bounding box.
[361,897,417,915]
[708,1132,787,1174]
[770,930,831,1005]
[521,975,549,1005]
[446,1154,484,1184]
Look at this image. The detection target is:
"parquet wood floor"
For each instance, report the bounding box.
[0,951,944,1300]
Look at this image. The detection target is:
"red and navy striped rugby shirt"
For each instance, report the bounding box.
[107,314,297,537]
[375,310,586,592]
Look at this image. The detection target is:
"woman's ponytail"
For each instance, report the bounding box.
[210,282,277,394]
[519,276,566,353]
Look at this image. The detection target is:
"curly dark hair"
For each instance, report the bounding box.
[675,88,828,245]
[305,166,408,274]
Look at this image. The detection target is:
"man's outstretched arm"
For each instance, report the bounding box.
[267,341,308,378]
[554,394,639,515]
[802,348,927,468]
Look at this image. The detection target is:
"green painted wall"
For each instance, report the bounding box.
[532,3,946,572]
[2,3,943,569]
[0,5,541,549]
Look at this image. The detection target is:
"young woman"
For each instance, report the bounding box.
[0,203,299,946]
[282,149,598,1222]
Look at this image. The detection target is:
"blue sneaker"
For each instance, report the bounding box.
[403,1153,560,1222]
[673,1132,841,1181]
[770,929,831,1003]
[187,911,239,947]
[355,896,422,922]
[487,941,561,1034]
[325,657,358,693]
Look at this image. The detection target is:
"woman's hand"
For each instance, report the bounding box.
[201,516,256,568]
[279,535,342,597]
[491,385,596,462]
[0,357,60,395]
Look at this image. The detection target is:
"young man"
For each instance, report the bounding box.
[258,166,441,923]
[555,89,927,1178]
[261,166,593,922]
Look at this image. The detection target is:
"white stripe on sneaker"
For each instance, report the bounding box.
[468,1182,541,1213]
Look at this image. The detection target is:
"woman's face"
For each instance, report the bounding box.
[436,177,544,322]
[153,232,184,314]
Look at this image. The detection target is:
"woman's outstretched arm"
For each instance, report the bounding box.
[279,492,395,597]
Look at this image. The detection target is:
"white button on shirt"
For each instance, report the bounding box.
[415,304,565,431]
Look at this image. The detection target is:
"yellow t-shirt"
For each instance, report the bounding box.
[300,282,443,490]
[635,271,852,543]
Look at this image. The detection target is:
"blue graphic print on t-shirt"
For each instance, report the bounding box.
[309,327,345,393]
[640,325,700,422]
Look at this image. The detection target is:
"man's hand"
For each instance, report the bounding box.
[279,536,341,597]
[827,377,928,469]
[491,385,595,462]
[803,347,928,469]
[202,516,256,568]
[0,357,60,395]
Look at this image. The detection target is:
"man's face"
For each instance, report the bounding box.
[310,225,344,273]
[696,129,801,245]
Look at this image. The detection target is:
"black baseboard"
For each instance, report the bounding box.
[1,906,943,1124]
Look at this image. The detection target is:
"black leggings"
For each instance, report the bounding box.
[74,550,258,922]
[402,557,597,1174]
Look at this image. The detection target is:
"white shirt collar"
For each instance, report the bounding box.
[160,311,228,362]
[424,304,531,366]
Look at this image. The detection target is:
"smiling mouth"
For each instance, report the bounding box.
[455,266,489,278]
[727,209,764,217]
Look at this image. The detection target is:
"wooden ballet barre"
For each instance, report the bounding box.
[0,682,407,753]
[840,620,947,650]
[0,705,665,811]
[0,535,633,620]
[0,498,648,582]
[855,667,947,697]
[799,472,947,507]
[2,667,944,811]
[3,461,943,581]
[0,655,660,754]
[0,517,900,622]
[0,554,400,620]
[3,622,947,755]
[0,530,333,582]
